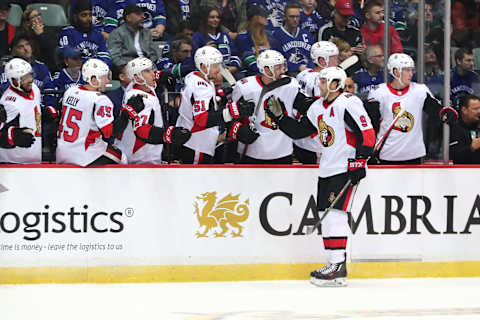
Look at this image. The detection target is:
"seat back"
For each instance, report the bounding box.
[26,3,68,27]
[7,4,23,27]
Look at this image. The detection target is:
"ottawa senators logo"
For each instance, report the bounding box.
[317,116,335,147]
[194,192,250,238]
[392,103,414,132]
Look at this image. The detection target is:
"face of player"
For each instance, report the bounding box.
[284,8,300,30]
[399,67,414,86]
[319,78,339,97]
[207,10,220,30]
[345,77,355,94]
[11,39,32,61]
[76,10,92,30]
[265,63,286,80]
[462,99,480,124]
[141,67,156,87]
[19,73,33,93]
[366,5,384,25]
[203,62,221,80]
[92,74,110,92]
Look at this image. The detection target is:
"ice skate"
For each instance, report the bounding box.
[310,261,347,287]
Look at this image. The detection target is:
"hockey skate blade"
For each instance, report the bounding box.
[310,277,347,287]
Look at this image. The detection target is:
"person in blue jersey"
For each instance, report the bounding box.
[353,44,384,100]
[58,0,112,67]
[70,0,110,39]
[106,64,131,119]
[235,5,274,76]
[157,34,194,91]
[451,47,480,105]
[272,1,314,76]
[105,0,167,40]
[299,0,324,39]
[247,0,287,33]
[192,7,241,75]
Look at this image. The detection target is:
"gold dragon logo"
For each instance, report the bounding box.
[194,192,250,238]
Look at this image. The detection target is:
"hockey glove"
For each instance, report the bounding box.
[123,94,145,120]
[8,127,35,148]
[228,121,259,144]
[227,98,255,119]
[265,96,287,123]
[347,158,367,186]
[439,106,459,126]
[0,104,6,123]
[163,126,192,145]
[43,106,59,122]
[155,71,176,90]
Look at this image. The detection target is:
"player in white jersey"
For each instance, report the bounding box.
[115,57,191,164]
[0,58,42,163]
[366,53,458,164]
[56,58,136,166]
[231,49,316,164]
[266,67,376,286]
[294,41,339,164]
[176,46,254,164]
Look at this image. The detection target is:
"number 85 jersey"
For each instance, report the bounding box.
[56,85,115,166]
[306,92,375,178]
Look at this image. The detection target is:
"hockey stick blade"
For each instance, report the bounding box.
[220,66,236,87]
[306,179,352,235]
[339,55,359,71]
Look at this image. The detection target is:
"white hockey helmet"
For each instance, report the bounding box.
[257,49,287,80]
[387,53,415,85]
[127,57,155,87]
[82,58,111,88]
[5,58,33,92]
[194,46,223,77]
[311,41,339,68]
[318,66,347,94]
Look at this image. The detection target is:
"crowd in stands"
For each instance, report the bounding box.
[0,0,480,165]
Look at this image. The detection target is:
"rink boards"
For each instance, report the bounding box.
[0,164,479,284]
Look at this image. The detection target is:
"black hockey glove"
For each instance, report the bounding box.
[155,70,176,90]
[10,127,35,148]
[439,106,459,126]
[163,126,192,145]
[265,96,287,123]
[228,121,259,144]
[0,104,6,123]
[123,94,145,120]
[347,158,367,186]
[227,98,255,119]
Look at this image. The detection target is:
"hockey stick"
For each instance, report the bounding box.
[220,66,236,88]
[305,105,407,235]
[163,87,172,164]
[339,55,359,71]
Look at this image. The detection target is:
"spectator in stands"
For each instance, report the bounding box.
[70,0,110,39]
[300,0,324,39]
[164,0,194,39]
[107,4,158,71]
[192,6,241,75]
[424,46,444,98]
[353,44,384,100]
[106,64,131,118]
[58,0,112,67]
[19,8,59,71]
[0,0,15,58]
[177,20,194,39]
[316,0,333,22]
[331,37,361,75]
[318,0,364,55]
[247,0,287,32]
[272,1,314,76]
[360,0,403,55]
[450,94,480,163]
[236,5,273,75]
[451,0,480,48]
[106,0,167,40]
[200,0,248,40]
[157,34,194,91]
[451,47,480,105]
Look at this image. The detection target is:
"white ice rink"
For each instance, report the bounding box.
[1,278,480,320]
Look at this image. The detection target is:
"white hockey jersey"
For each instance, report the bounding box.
[0,85,42,163]
[56,85,114,166]
[368,82,431,161]
[115,84,164,164]
[306,92,375,178]
[232,75,300,160]
[176,71,219,156]
[294,68,323,154]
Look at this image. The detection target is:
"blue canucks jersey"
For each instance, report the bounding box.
[272,26,314,72]
[106,0,166,33]
[156,56,194,91]
[353,68,385,99]
[247,0,287,31]
[450,68,480,104]
[300,9,323,37]
[235,30,272,74]
[192,32,241,68]
[71,0,109,33]
[43,68,84,107]
[58,26,112,67]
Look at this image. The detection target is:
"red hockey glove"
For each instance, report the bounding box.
[227,99,255,119]
[347,158,367,185]
[228,121,259,144]
[163,126,192,145]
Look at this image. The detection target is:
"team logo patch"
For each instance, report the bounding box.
[328,192,336,203]
[194,192,250,238]
[392,103,414,132]
[317,116,335,147]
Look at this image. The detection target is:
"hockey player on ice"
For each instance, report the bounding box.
[265,67,376,286]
